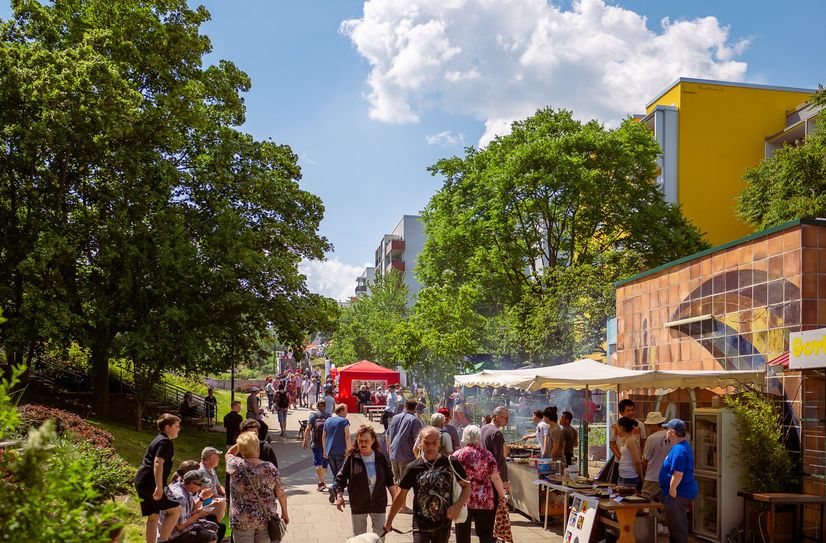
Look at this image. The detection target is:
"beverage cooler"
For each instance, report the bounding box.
[692,408,744,542]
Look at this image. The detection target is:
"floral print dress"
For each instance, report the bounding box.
[451,443,498,510]
[227,455,283,530]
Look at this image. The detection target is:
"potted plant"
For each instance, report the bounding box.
[726,389,796,541]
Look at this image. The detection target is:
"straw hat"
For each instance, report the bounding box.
[643,411,667,425]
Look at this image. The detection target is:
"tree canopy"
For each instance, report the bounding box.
[0,0,334,413]
[418,107,708,364]
[736,88,826,230]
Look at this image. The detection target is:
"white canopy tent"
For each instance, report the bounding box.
[454,358,765,392]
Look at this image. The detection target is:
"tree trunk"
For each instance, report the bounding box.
[136,399,144,432]
[91,342,111,416]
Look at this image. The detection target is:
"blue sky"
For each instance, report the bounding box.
[4,1,825,300]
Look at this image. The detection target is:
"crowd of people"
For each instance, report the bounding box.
[136,382,696,543]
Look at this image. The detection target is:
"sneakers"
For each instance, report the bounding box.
[317,482,327,492]
[328,486,337,503]
[657,524,669,535]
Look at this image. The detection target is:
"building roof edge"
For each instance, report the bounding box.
[644,77,817,109]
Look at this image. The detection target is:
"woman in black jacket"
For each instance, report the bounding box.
[335,424,399,539]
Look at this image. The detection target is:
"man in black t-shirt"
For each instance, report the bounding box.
[223,401,243,446]
[385,426,471,543]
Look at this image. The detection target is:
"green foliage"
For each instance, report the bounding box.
[0,0,334,415]
[726,390,795,492]
[736,95,826,230]
[163,372,209,397]
[0,369,125,542]
[327,270,409,366]
[419,108,708,363]
[0,364,22,441]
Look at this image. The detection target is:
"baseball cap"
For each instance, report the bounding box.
[250,386,260,392]
[183,471,209,485]
[662,418,687,435]
[201,446,223,459]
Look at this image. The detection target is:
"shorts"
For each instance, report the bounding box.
[277,408,288,423]
[312,446,329,468]
[137,486,181,517]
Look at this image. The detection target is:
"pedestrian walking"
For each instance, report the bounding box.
[381,385,400,430]
[334,425,399,539]
[451,425,506,543]
[324,403,352,503]
[274,383,289,437]
[226,432,289,543]
[386,399,423,485]
[204,388,218,427]
[481,406,510,497]
[303,399,330,491]
[384,426,472,543]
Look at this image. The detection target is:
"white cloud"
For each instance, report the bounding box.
[425,130,465,146]
[299,258,371,301]
[341,0,749,145]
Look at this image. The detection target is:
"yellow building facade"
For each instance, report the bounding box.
[641,78,814,246]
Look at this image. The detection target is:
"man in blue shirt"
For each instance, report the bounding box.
[659,419,698,543]
[323,403,351,503]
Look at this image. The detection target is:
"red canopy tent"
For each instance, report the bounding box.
[336,360,400,412]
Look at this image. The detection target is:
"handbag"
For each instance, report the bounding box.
[596,454,619,485]
[242,465,287,542]
[447,456,469,524]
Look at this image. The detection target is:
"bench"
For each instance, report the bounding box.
[363,405,385,422]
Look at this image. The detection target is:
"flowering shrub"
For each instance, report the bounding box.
[17,404,114,449]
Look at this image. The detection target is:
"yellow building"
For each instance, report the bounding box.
[641,78,815,246]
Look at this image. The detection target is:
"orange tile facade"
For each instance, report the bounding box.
[615,220,826,525]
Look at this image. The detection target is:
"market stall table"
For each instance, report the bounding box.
[738,491,826,543]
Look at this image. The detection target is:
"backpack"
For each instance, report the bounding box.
[439,429,450,454]
[277,390,289,409]
[312,413,327,443]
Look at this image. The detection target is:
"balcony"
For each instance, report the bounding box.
[388,261,405,272]
[385,238,405,255]
[355,284,367,294]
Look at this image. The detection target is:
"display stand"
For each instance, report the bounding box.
[564,493,599,542]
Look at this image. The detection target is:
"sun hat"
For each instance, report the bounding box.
[643,411,667,425]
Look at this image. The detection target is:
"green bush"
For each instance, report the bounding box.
[726,390,795,492]
[163,372,209,396]
[587,425,606,447]
[0,369,126,542]
[49,441,134,501]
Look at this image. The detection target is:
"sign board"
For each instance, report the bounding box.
[563,493,598,543]
[789,328,826,370]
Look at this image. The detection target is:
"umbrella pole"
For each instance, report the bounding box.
[581,385,589,477]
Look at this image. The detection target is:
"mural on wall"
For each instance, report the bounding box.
[667,269,798,371]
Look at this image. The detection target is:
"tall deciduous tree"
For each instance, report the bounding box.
[736,88,826,230]
[0,0,332,414]
[327,270,407,367]
[419,107,708,363]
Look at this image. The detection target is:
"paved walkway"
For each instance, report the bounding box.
[259,404,562,543]
[257,405,700,543]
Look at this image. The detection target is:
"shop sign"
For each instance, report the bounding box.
[789,328,826,370]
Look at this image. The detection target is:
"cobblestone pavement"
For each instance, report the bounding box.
[258,404,696,543]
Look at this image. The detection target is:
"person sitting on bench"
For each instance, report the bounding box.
[356,385,373,412]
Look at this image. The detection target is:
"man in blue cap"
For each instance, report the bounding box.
[658,419,697,543]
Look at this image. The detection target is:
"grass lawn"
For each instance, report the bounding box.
[91,411,232,543]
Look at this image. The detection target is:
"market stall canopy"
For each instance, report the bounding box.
[337,360,400,412]
[455,358,764,392]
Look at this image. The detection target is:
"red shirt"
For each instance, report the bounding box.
[451,444,499,510]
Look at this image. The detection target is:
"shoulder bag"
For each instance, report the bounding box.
[241,463,287,542]
[447,456,469,524]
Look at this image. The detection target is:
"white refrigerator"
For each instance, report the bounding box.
[692,408,744,542]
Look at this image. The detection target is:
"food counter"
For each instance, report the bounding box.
[507,461,565,522]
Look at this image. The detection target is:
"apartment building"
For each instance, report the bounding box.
[374,215,426,304]
[354,267,375,297]
[641,78,815,245]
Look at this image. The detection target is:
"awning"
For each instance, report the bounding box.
[767,352,789,368]
[454,358,765,392]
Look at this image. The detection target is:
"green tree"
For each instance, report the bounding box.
[736,88,826,230]
[393,271,485,395]
[0,0,332,414]
[327,270,407,367]
[419,107,708,363]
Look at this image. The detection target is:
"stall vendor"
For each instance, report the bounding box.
[521,410,549,457]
